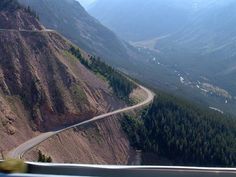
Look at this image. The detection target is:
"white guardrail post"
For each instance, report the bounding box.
[1,161,236,177]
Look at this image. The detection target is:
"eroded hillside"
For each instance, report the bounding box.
[24,115,134,165]
[0,0,125,157]
[0,0,42,30]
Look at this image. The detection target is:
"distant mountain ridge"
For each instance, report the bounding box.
[19,0,138,69]
[89,0,235,41]
[154,0,236,93]
[89,0,236,115]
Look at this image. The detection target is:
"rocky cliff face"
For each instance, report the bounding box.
[0,0,125,157]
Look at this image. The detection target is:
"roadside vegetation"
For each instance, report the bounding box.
[122,92,236,167]
[37,150,52,163]
[69,46,137,101]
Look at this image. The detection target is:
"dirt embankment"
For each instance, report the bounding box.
[22,87,147,164]
[8,85,147,164]
[24,115,134,165]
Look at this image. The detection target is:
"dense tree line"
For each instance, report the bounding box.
[24,6,39,19]
[122,93,236,167]
[70,46,136,100]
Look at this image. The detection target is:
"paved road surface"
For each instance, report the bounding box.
[0,28,54,32]
[7,85,154,159]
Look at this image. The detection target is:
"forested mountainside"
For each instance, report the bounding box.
[0,0,135,157]
[18,0,140,68]
[69,46,137,101]
[122,92,236,167]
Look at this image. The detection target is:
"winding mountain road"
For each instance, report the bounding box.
[7,85,154,159]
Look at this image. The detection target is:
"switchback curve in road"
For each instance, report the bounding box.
[7,84,154,159]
